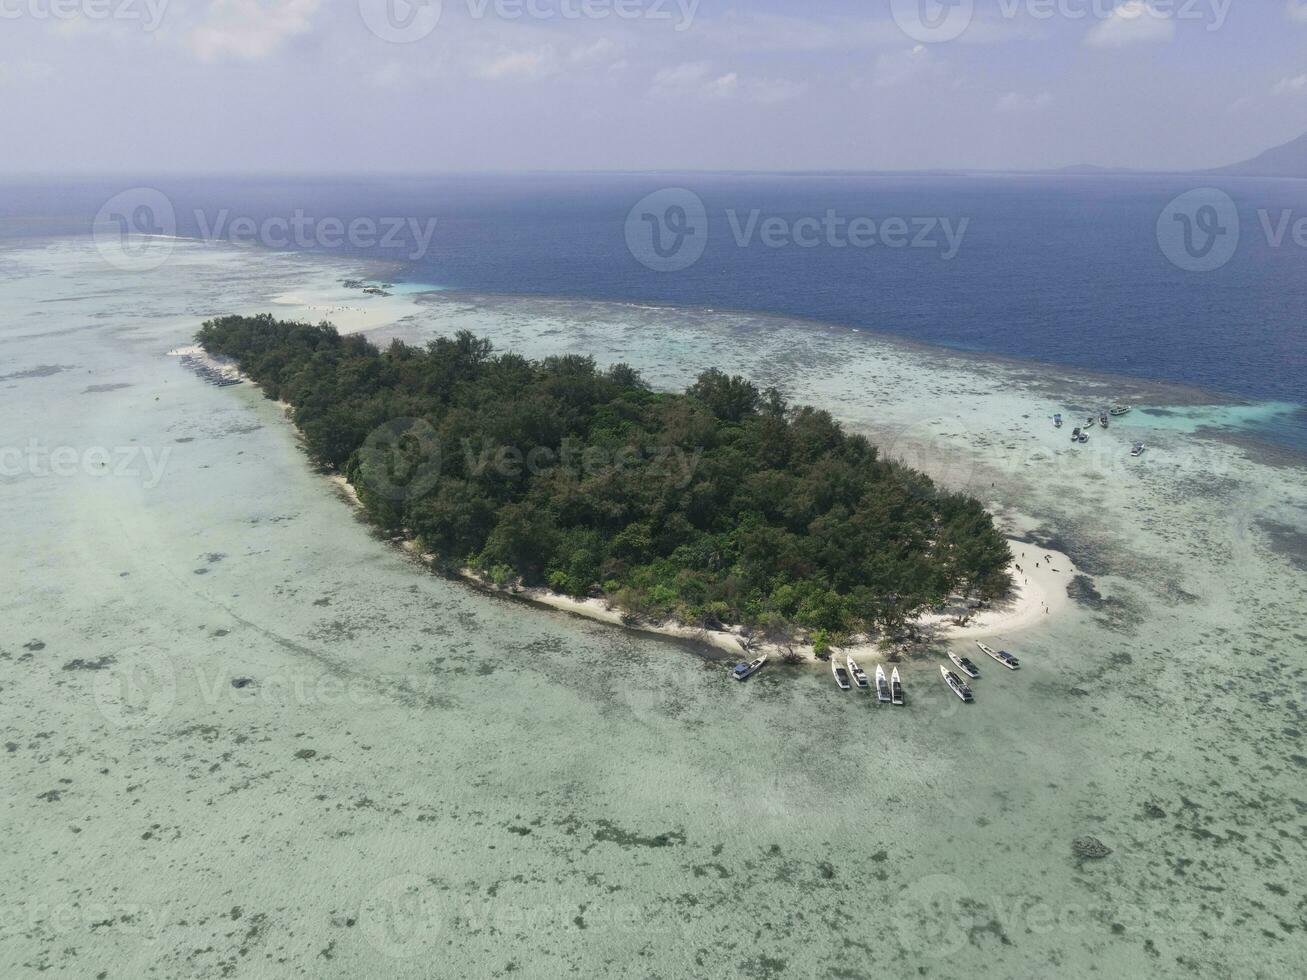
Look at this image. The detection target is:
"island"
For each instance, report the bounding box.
[197,314,1014,659]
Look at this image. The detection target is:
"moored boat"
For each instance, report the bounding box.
[847,656,869,689]
[1131,442,1146,458]
[1110,405,1130,417]
[1054,414,1063,428]
[948,651,981,679]
[832,657,851,691]
[1099,414,1109,429]
[890,668,905,706]
[732,654,767,681]
[977,642,1021,670]
[875,664,891,703]
[941,665,975,703]
[1071,426,1081,443]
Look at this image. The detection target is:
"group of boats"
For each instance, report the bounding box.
[938,642,1020,703]
[1055,406,1144,456]
[831,657,905,705]
[733,640,1021,708]
[180,353,244,388]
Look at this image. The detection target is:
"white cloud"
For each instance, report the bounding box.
[1085,2,1176,48]
[650,62,805,104]
[650,61,714,96]
[188,0,321,62]
[873,45,933,89]
[475,48,557,81]
[648,62,805,104]
[997,91,1054,113]
[1272,73,1307,95]
[1289,2,1307,24]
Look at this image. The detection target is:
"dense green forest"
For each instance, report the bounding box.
[198,315,1012,646]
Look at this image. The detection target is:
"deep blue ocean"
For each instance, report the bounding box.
[3,174,1304,447]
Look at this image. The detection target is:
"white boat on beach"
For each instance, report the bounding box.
[832,657,851,691]
[977,642,1021,670]
[875,665,891,703]
[940,666,975,703]
[847,656,870,689]
[732,655,767,681]
[948,651,981,679]
[890,667,905,706]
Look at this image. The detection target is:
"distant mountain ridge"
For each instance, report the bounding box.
[1209,130,1307,178]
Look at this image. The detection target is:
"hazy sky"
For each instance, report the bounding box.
[2,0,1305,173]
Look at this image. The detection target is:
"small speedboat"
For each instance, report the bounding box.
[1099,414,1109,429]
[732,654,767,681]
[1054,414,1063,429]
[1071,427,1081,443]
[941,666,975,703]
[847,656,870,690]
[1078,432,1090,444]
[1086,416,1096,428]
[890,668,905,706]
[948,651,981,679]
[1131,442,1146,458]
[977,642,1021,670]
[875,664,891,703]
[832,657,851,691]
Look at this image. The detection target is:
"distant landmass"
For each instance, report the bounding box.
[1031,131,1307,180]
[1208,130,1307,178]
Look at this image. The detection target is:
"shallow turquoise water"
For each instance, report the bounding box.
[2,239,1304,978]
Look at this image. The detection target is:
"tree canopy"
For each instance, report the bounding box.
[198,314,1012,640]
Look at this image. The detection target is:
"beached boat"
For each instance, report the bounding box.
[1110,405,1130,417]
[941,666,975,703]
[832,657,851,691]
[1131,442,1146,458]
[875,664,891,703]
[847,656,870,690]
[890,668,905,706]
[948,651,981,679]
[732,655,767,681]
[977,642,1021,670]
